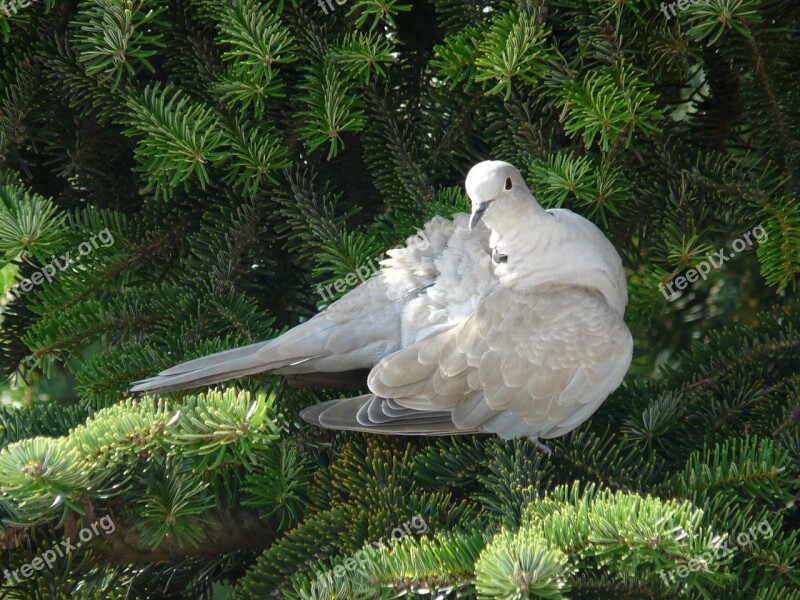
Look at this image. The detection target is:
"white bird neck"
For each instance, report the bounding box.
[483,200,628,316]
[482,194,546,233]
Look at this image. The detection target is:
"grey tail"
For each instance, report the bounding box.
[300,394,477,436]
[130,315,351,395]
[130,341,279,394]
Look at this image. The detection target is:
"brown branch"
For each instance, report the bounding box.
[93,506,276,565]
[747,26,797,178]
[682,336,800,400]
[34,218,194,321]
[703,49,741,153]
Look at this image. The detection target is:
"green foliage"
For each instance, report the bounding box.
[0,436,93,524]
[212,0,296,114]
[560,64,663,152]
[220,118,291,195]
[171,389,280,474]
[474,11,552,100]
[300,58,366,159]
[71,0,167,90]
[527,152,597,208]
[346,0,411,30]
[684,0,762,44]
[0,179,66,261]
[241,440,312,531]
[474,526,571,599]
[1,0,799,598]
[329,31,395,86]
[123,83,225,197]
[134,459,214,549]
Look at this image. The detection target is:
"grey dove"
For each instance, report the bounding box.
[131,160,633,449]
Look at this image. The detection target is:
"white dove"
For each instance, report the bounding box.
[131,160,632,450]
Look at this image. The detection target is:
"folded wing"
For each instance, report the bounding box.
[358,286,632,439]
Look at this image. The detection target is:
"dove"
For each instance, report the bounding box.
[131,160,632,450]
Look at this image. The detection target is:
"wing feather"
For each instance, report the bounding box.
[368,286,632,438]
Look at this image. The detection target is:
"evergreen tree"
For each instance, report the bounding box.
[0,0,798,598]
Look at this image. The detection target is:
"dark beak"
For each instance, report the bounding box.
[469,201,491,230]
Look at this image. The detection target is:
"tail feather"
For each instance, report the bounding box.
[130,315,351,393]
[131,361,274,394]
[158,341,270,376]
[131,343,320,394]
[300,394,478,436]
[130,313,390,394]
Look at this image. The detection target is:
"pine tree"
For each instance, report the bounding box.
[0,0,798,598]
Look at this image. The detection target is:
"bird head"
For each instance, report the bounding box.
[465,160,540,230]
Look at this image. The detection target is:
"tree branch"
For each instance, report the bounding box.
[93,506,276,565]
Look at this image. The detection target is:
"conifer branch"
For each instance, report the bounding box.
[93,506,276,564]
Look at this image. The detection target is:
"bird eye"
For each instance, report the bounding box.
[505,177,513,190]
